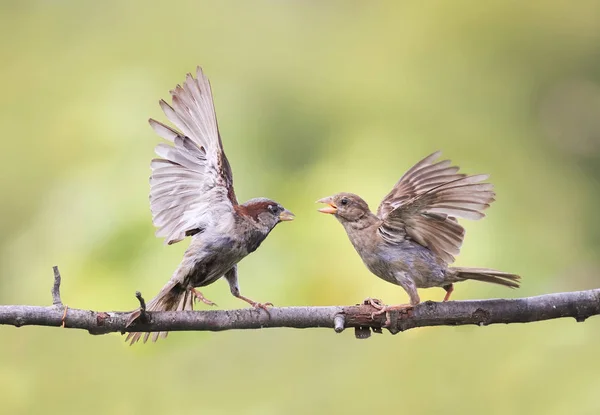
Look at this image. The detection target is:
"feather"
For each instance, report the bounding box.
[147,68,237,244]
[378,152,494,263]
[149,118,179,142]
[451,267,521,288]
[125,280,190,345]
[154,144,204,172]
[159,99,190,138]
[426,207,485,220]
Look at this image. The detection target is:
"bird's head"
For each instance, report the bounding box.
[317,193,370,222]
[239,198,295,232]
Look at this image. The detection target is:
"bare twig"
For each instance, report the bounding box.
[0,291,598,337]
[134,291,148,323]
[135,292,146,311]
[51,266,69,328]
[333,314,345,333]
[0,267,597,338]
[51,266,62,306]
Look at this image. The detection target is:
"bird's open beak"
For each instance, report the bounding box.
[316,197,337,214]
[279,209,295,221]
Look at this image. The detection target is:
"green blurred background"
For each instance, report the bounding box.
[2,1,600,414]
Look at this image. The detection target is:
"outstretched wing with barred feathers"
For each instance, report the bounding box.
[377,152,495,263]
[149,67,238,245]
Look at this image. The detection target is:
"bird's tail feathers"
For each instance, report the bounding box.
[449,267,521,289]
[125,279,193,345]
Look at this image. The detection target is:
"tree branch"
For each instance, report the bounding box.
[0,267,598,339]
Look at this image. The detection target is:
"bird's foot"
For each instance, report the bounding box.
[370,303,414,328]
[191,288,218,307]
[236,294,273,316]
[251,302,274,314]
[364,297,385,309]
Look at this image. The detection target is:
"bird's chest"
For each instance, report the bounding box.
[346,229,401,283]
[244,228,268,254]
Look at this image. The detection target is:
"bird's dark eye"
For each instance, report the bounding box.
[340,198,349,206]
[268,204,277,213]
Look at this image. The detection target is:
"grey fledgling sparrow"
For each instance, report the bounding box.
[317,152,519,325]
[126,67,294,344]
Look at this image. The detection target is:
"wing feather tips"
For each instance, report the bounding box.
[377,151,500,262]
[146,66,237,245]
[396,151,446,185]
[185,71,205,105]
[163,69,219,154]
[149,118,179,142]
[424,174,496,220]
[402,151,443,177]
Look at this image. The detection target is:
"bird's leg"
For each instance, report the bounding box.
[190,288,218,306]
[442,284,454,302]
[224,265,272,315]
[370,277,418,327]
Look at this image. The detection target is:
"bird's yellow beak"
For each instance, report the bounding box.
[316,197,337,214]
[279,209,295,221]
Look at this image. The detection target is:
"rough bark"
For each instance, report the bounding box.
[1,267,598,339]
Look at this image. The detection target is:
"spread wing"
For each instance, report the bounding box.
[377,152,495,263]
[149,67,237,245]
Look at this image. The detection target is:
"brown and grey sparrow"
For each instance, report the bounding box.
[126,67,294,344]
[318,152,520,326]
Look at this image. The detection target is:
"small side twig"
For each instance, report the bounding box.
[51,266,62,307]
[135,291,148,323]
[51,266,68,327]
[333,314,345,333]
